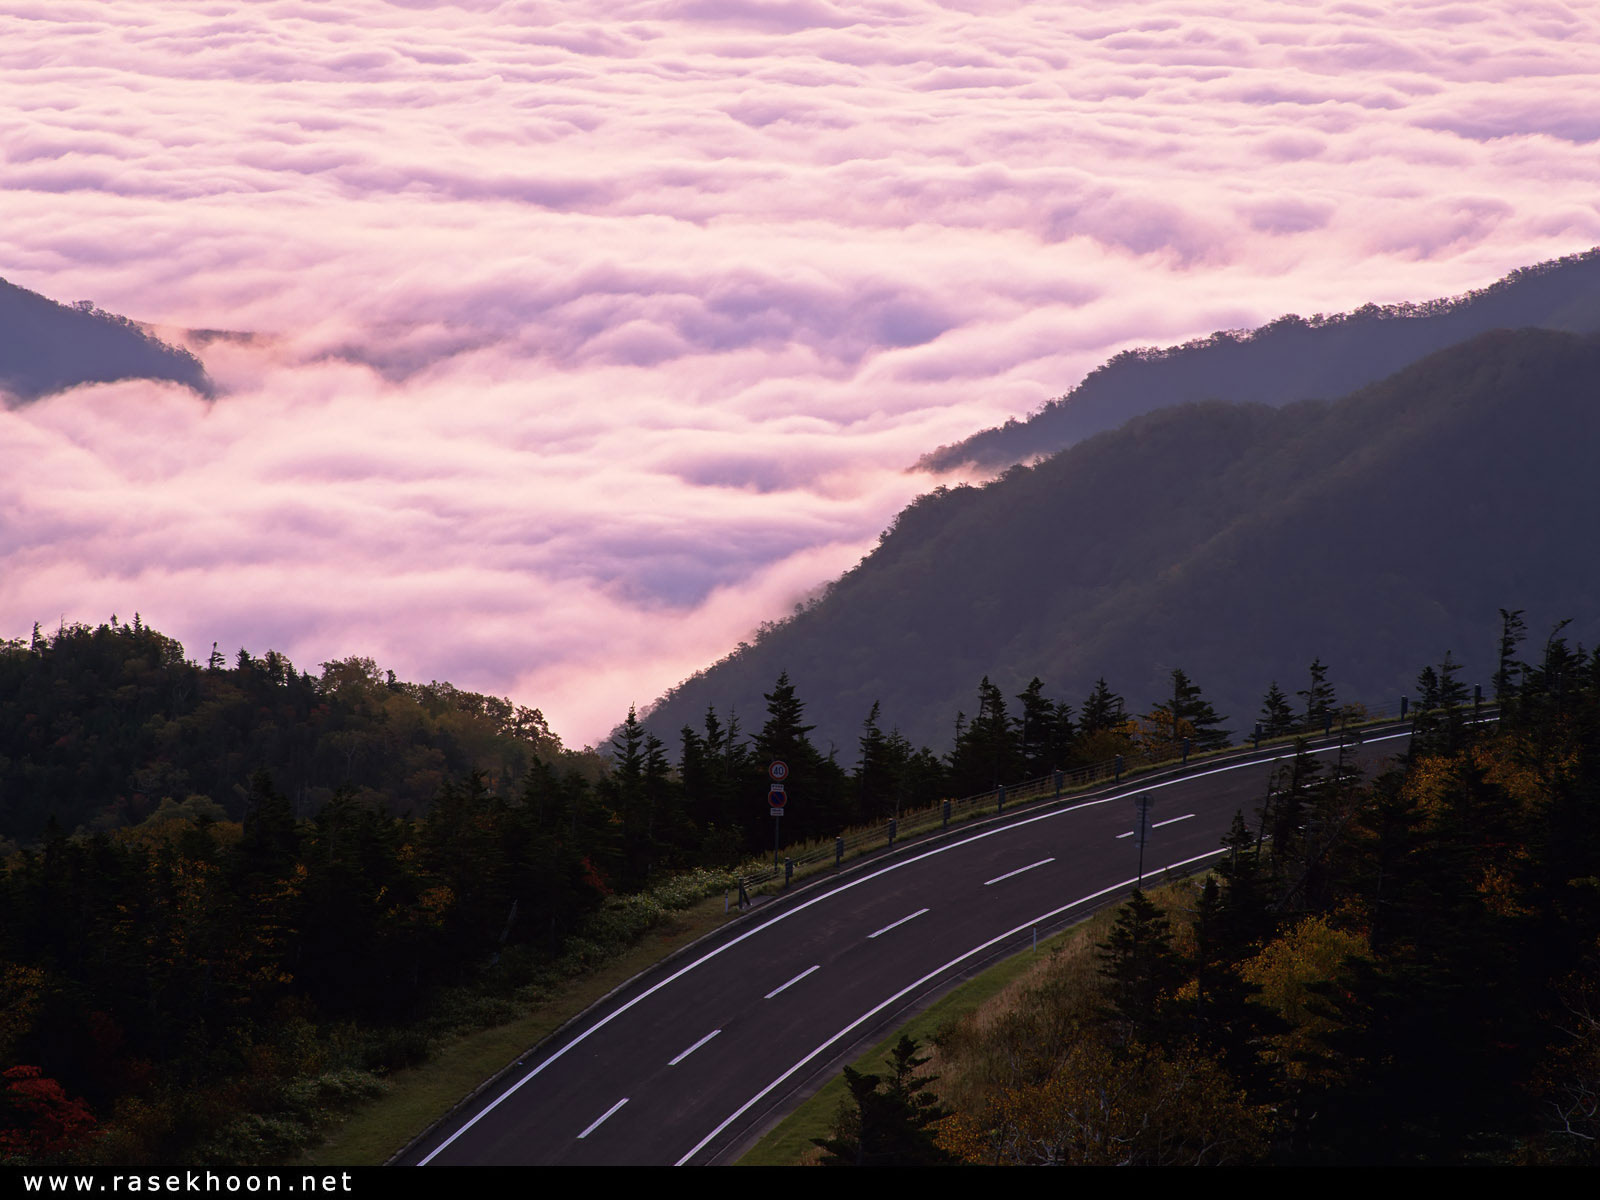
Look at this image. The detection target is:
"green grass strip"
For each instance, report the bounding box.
[736,924,1082,1167]
[303,894,743,1166]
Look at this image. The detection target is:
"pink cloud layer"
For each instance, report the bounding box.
[3,0,1598,746]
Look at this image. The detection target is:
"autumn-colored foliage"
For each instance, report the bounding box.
[0,1066,98,1160]
[915,624,1600,1165]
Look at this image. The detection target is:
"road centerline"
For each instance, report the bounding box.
[765,964,820,999]
[984,857,1055,886]
[577,1097,628,1140]
[867,907,930,939]
[669,1029,721,1066]
[1153,813,1195,828]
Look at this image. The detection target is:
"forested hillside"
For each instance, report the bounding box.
[0,618,563,847]
[0,621,736,1163]
[0,279,213,403]
[920,246,1600,473]
[645,328,1600,753]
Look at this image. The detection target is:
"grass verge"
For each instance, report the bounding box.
[736,924,1083,1167]
[302,892,743,1166]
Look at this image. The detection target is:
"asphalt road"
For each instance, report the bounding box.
[405,726,1412,1166]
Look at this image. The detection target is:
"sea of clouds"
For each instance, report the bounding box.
[2,0,1598,746]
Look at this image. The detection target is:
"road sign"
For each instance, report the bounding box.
[769,760,789,782]
[1134,793,1153,883]
[768,783,787,809]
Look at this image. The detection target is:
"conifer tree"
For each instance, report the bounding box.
[854,701,919,821]
[1259,682,1295,737]
[1015,677,1053,775]
[814,1035,953,1165]
[756,672,846,839]
[1080,677,1125,735]
[1097,889,1186,1047]
[948,677,1020,793]
[756,671,816,763]
[1493,608,1526,705]
[1413,653,1471,755]
[1298,658,1336,733]
[1166,668,1229,751]
[1189,875,1286,1098]
[1214,810,1275,954]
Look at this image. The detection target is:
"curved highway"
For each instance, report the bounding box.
[405,726,1412,1166]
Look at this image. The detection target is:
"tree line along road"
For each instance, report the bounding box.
[403,728,1413,1166]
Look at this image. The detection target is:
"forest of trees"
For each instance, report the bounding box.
[0,608,1578,1164]
[0,613,1360,1163]
[854,622,1600,1166]
[0,616,1282,858]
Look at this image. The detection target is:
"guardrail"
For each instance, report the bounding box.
[732,695,1497,898]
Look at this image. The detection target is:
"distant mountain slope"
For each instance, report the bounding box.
[920,247,1600,474]
[646,328,1600,755]
[1,277,214,403]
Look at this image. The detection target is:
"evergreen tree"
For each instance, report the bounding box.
[1493,608,1526,705]
[1259,681,1295,737]
[813,1036,953,1166]
[854,701,920,821]
[756,671,816,764]
[1015,677,1063,776]
[1415,663,1440,712]
[1188,875,1286,1099]
[755,672,846,839]
[603,707,681,888]
[1298,658,1336,733]
[1167,668,1229,751]
[1521,620,1577,730]
[1079,676,1125,735]
[1262,740,1324,879]
[948,677,1021,794]
[855,701,890,820]
[1213,810,1276,955]
[1413,653,1471,756]
[1097,889,1186,1048]
[681,704,753,850]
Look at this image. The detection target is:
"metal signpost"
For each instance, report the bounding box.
[1134,793,1153,885]
[768,761,788,867]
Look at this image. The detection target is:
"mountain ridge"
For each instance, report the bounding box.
[644,326,1600,755]
[919,246,1600,474]
[1,276,214,403]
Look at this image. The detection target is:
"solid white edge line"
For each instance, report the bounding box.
[420,731,1405,1163]
[669,1029,721,1067]
[577,1097,628,1140]
[984,857,1055,886]
[867,907,930,939]
[1115,831,1134,839]
[765,964,820,999]
[675,843,1233,1165]
[1152,813,1195,828]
